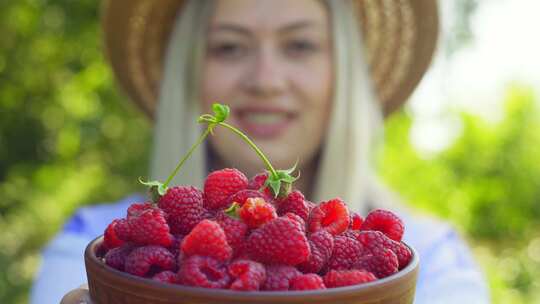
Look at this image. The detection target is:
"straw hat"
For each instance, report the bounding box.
[102,0,439,118]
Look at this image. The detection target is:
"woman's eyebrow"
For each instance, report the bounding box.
[278,20,321,33]
[209,20,321,36]
[209,24,251,37]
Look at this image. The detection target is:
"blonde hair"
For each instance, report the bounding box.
[151,0,397,214]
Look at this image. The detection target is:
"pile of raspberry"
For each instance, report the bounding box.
[100,168,411,291]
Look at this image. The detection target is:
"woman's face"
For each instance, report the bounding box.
[201,0,333,176]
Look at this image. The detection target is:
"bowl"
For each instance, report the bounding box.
[85,236,419,304]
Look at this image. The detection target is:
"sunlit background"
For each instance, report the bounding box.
[0,0,539,303]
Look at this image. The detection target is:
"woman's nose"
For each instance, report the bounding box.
[243,46,287,97]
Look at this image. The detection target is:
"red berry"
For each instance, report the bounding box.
[360,209,404,242]
[327,235,366,271]
[239,197,277,229]
[152,271,178,284]
[354,230,412,269]
[114,218,132,241]
[104,244,135,271]
[323,270,376,288]
[127,202,154,217]
[248,172,267,189]
[128,208,173,247]
[124,246,175,277]
[246,217,310,266]
[228,259,266,291]
[104,219,125,249]
[262,265,302,291]
[227,189,269,207]
[233,242,251,260]
[349,212,364,230]
[158,186,206,235]
[277,190,309,222]
[181,219,232,262]
[283,212,306,232]
[290,274,326,290]
[355,248,399,278]
[178,255,230,289]
[306,200,316,211]
[308,198,350,236]
[298,230,334,274]
[167,234,184,259]
[215,211,248,254]
[204,168,248,210]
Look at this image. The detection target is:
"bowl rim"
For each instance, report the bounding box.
[85,235,419,300]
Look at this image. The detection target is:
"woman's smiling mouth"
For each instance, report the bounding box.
[235,106,297,139]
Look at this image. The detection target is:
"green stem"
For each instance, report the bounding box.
[217,121,278,178]
[163,127,212,187]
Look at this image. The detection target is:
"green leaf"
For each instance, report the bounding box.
[266,177,282,198]
[224,202,241,219]
[138,177,168,203]
[282,159,299,175]
[212,103,230,122]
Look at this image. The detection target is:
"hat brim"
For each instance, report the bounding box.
[102,0,439,119]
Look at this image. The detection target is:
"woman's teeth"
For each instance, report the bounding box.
[242,112,289,124]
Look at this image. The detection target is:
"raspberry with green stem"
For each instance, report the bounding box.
[198,103,298,198]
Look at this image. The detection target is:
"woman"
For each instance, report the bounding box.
[34,0,490,303]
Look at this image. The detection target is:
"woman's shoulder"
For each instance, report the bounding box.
[62,194,144,238]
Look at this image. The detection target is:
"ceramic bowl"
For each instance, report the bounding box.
[85,236,419,304]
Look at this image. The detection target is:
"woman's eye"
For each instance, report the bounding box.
[209,42,247,60]
[285,40,318,57]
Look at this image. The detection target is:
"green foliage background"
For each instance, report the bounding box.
[1,0,538,303]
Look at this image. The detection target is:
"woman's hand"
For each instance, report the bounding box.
[60,284,93,304]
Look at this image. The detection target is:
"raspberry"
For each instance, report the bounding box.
[277,190,309,222]
[360,209,404,242]
[306,200,316,211]
[308,198,350,236]
[233,242,251,260]
[158,186,206,235]
[239,198,277,228]
[248,172,275,199]
[114,218,132,241]
[323,270,376,288]
[246,217,310,265]
[355,248,398,278]
[127,208,173,247]
[354,230,412,269]
[228,259,266,291]
[283,212,306,232]
[152,271,177,284]
[181,219,232,262]
[167,234,184,259]
[349,212,364,230]
[215,211,248,253]
[327,235,366,271]
[248,172,267,189]
[262,265,302,291]
[104,244,135,271]
[124,246,175,277]
[178,255,230,289]
[290,274,326,290]
[204,168,248,210]
[298,230,334,273]
[127,202,154,217]
[104,219,125,249]
[227,189,269,207]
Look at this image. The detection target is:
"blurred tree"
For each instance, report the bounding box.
[380,86,540,303]
[0,0,151,302]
